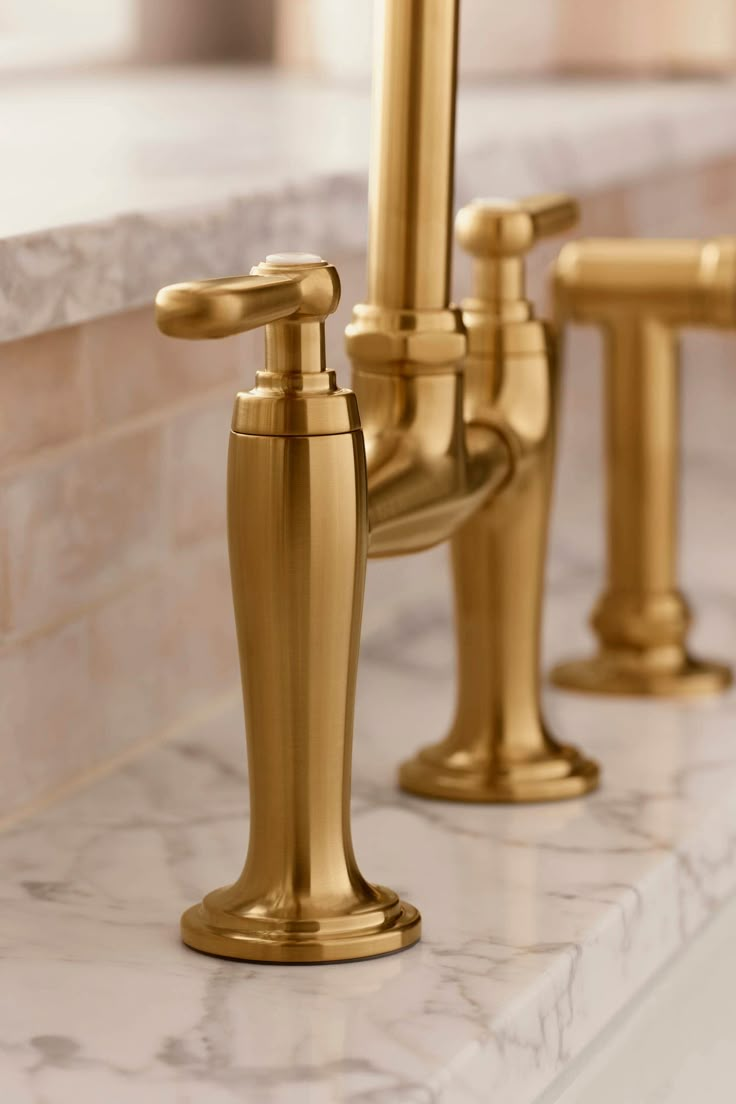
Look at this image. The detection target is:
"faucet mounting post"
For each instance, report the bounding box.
[397,197,599,801]
[156,256,421,963]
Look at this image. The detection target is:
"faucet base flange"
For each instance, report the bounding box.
[398,742,599,803]
[550,650,732,698]
[180,889,421,965]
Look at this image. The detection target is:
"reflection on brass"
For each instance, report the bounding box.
[155,0,602,964]
[550,238,736,697]
[157,255,420,963]
[397,197,599,801]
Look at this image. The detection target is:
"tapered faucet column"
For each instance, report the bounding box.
[155,256,420,963]
[551,237,736,697]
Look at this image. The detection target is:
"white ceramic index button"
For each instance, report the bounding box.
[266,252,324,267]
[471,197,516,210]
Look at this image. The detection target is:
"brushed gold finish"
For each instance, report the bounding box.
[155,0,604,966]
[155,274,301,339]
[550,237,736,697]
[398,197,599,801]
[158,254,420,963]
[347,6,597,803]
[366,0,458,310]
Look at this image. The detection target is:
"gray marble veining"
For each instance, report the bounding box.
[1,496,736,1103]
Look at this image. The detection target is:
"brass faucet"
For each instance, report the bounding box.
[155,0,598,965]
[550,238,736,698]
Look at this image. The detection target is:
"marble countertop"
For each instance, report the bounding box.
[3,473,736,1104]
[554,889,736,1103]
[3,67,736,342]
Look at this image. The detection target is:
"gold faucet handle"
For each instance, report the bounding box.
[456,194,579,316]
[456,194,578,260]
[155,253,340,340]
[156,253,356,437]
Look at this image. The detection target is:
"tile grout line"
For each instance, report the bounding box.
[0,684,243,836]
[0,377,242,487]
[0,533,228,657]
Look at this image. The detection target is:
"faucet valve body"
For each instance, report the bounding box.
[156,255,420,963]
[398,195,600,802]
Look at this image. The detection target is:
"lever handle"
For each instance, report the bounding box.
[155,252,354,437]
[155,253,340,341]
[456,193,579,259]
[524,194,579,243]
[156,274,301,340]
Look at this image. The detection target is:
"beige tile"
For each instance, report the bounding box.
[83,307,260,427]
[626,168,705,236]
[0,326,86,470]
[161,542,239,722]
[0,489,10,637]
[682,331,736,464]
[164,395,231,548]
[6,427,164,635]
[578,185,633,237]
[698,156,736,213]
[0,620,91,814]
[88,574,166,761]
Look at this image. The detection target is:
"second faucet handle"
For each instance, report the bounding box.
[456,194,578,260]
[456,194,579,318]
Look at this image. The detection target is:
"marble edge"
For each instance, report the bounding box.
[468,792,736,1104]
[3,82,736,345]
[0,173,369,345]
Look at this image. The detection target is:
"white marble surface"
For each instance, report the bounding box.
[2,460,736,1104]
[548,890,736,1103]
[3,68,736,341]
[1,324,735,1100]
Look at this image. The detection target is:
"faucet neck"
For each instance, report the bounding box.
[366,0,459,311]
[264,319,327,377]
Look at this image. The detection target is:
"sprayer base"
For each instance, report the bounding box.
[550,650,732,699]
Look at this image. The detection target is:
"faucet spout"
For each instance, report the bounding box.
[347,0,511,556]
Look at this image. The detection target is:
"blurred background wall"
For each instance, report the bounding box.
[281,0,736,79]
[1,0,735,76]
